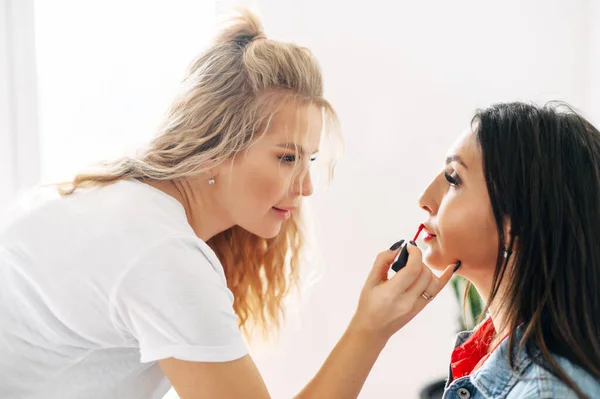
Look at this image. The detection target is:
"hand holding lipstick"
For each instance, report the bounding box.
[349,230,460,343]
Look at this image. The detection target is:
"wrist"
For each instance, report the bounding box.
[347,315,390,350]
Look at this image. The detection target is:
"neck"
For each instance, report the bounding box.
[147,178,234,241]
[487,304,510,350]
[467,269,510,351]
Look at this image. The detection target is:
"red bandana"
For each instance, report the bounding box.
[450,318,508,379]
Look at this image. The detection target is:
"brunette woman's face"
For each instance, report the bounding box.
[418,131,499,276]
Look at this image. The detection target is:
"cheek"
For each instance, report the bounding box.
[428,195,498,270]
[233,162,291,210]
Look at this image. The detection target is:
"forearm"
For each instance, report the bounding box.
[295,320,388,399]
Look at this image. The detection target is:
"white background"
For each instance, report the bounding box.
[2,0,600,398]
[249,1,600,397]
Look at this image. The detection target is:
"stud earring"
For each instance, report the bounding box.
[208,170,215,185]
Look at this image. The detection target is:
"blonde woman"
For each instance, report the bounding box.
[0,10,457,399]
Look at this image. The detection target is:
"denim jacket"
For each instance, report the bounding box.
[442,326,600,399]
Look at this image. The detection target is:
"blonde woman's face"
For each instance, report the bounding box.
[217,103,322,238]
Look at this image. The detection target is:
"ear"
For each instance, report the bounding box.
[502,216,512,247]
[183,160,226,187]
[205,158,229,179]
[502,215,519,254]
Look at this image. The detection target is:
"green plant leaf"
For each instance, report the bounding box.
[466,283,484,328]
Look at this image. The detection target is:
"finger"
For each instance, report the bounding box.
[365,241,405,287]
[389,243,424,291]
[435,261,460,292]
[410,260,460,302]
[405,264,434,301]
[404,242,423,266]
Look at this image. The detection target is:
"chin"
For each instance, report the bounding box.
[246,224,283,240]
[423,247,451,271]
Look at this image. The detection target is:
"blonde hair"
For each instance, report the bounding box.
[60,9,340,338]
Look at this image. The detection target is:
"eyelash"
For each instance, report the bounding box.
[444,170,461,186]
[278,155,317,164]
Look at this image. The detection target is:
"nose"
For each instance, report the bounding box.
[292,169,314,197]
[418,177,438,215]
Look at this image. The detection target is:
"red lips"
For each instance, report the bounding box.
[419,224,437,242]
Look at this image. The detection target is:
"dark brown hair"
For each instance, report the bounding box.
[474,102,600,398]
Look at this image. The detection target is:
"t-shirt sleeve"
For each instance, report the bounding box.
[110,236,248,363]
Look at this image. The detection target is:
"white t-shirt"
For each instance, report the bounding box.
[0,180,248,399]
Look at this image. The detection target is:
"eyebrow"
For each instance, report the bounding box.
[275,143,319,155]
[445,155,468,169]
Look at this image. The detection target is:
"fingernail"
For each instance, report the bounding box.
[453,261,462,272]
[390,240,405,251]
[409,240,417,246]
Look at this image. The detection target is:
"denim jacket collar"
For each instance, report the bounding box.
[447,320,538,398]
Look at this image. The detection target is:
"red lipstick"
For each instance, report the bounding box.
[391,224,425,272]
[413,224,425,242]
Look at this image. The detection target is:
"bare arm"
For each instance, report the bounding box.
[159,244,457,399]
[159,355,271,399]
[293,322,388,399]
[159,325,384,399]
